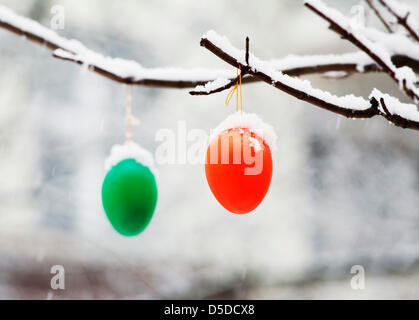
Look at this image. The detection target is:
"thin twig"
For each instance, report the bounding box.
[245,37,250,65]
[378,0,419,41]
[365,0,393,33]
[380,97,391,115]
[378,96,411,128]
[305,0,419,102]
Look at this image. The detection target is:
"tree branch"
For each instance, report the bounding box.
[190,54,382,96]
[0,4,418,131]
[193,31,419,130]
[52,50,234,88]
[305,0,419,102]
[0,5,237,88]
[2,4,419,92]
[0,6,379,90]
[365,0,393,33]
[190,52,419,96]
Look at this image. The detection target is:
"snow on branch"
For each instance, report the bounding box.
[191,51,380,95]
[194,32,370,113]
[0,4,237,88]
[193,30,419,130]
[378,0,419,41]
[191,2,419,97]
[370,88,419,124]
[190,51,419,96]
[305,0,419,102]
[0,3,418,130]
[365,0,393,33]
[1,4,418,91]
[52,48,235,88]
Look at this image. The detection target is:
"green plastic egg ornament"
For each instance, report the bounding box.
[102,144,158,236]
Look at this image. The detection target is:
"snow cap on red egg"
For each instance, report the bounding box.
[210,112,277,151]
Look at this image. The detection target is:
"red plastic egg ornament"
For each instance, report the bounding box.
[205,124,273,214]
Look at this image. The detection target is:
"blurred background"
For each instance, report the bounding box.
[0,0,418,299]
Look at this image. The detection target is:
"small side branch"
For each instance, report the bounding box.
[190,52,388,95]
[305,0,419,102]
[365,0,393,33]
[378,0,419,41]
[372,88,419,129]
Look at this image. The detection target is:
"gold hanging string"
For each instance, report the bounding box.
[225,66,243,113]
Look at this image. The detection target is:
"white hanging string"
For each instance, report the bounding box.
[125,84,139,144]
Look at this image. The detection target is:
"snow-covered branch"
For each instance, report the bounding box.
[305,0,419,102]
[192,0,419,97]
[1,4,418,91]
[194,31,419,130]
[190,51,419,95]
[0,5,237,88]
[191,51,381,95]
[370,88,419,127]
[365,0,393,33]
[378,0,419,41]
[0,3,418,130]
